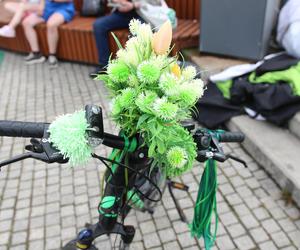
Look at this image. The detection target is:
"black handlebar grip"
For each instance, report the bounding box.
[219,132,245,143]
[0,121,49,138]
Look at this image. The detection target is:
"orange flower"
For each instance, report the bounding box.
[152,21,172,55]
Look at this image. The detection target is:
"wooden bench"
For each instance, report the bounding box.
[0,0,200,64]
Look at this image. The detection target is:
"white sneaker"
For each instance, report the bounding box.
[48,55,58,68]
[0,25,16,38]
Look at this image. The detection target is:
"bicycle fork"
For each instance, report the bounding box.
[63,149,151,250]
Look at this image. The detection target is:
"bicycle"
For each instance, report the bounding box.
[0,104,246,250]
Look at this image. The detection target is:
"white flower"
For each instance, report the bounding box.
[116,49,126,60]
[129,19,142,35]
[151,55,168,69]
[136,23,153,44]
[117,48,139,66]
[182,66,197,80]
[188,79,205,98]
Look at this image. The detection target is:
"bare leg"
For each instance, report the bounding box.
[8,3,26,29]
[4,2,20,13]
[22,14,44,52]
[46,13,65,54]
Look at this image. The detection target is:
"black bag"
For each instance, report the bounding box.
[81,0,105,17]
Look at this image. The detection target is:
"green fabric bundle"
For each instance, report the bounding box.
[216,62,300,98]
[190,159,218,250]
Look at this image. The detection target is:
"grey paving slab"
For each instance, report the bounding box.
[288,112,300,140]
[0,52,299,250]
[227,115,300,207]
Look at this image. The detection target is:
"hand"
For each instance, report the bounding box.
[117,1,134,12]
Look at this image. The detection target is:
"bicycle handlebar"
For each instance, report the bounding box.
[219,132,244,143]
[0,121,49,138]
[0,120,244,150]
[0,105,245,167]
[0,120,126,150]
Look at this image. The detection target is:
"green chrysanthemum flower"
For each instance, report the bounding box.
[167,146,188,169]
[107,61,130,83]
[177,86,199,107]
[159,73,179,96]
[182,65,197,80]
[174,79,205,107]
[48,110,92,166]
[153,97,178,120]
[135,90,158,113]
[119,88,136,108]
[137,61,161,84]
[128,75,139,87]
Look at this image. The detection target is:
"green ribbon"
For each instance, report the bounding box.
[190,159,218,250]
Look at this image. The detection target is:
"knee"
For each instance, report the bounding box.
[93,19,106,34]
[47,21,59,31]
[22,18,32,28]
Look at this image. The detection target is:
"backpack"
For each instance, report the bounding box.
[81,0,105,17]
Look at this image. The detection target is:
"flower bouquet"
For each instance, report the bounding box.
[97,20,204,177]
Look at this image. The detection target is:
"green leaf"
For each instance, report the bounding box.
[156,139,166,154]
[95,74,109,82]
[137,114,150,129]
[148,142,156,157]
[111,32,123,50]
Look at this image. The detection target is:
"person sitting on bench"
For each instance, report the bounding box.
[90,0,142,77]
[0,0,42,38]
[22,0,75,67]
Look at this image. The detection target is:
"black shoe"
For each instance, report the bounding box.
[25,52,46,65]
[89,65,107,79]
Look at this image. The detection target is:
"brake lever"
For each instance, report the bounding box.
[0,152,32,169]
[226,154,248,168]
[0,133,67,171]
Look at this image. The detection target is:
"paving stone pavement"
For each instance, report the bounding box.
[0,52,300,250]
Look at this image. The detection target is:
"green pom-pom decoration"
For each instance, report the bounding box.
[48,110,92,166]
[107,61,130,83]
[167,146,188,169]
[119,88,136,108]
[159,73,178,96]
[152,97,178,121]
[135,91,158,114]
[137,61,161,84]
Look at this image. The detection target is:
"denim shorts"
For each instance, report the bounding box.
[42,0,75,22]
